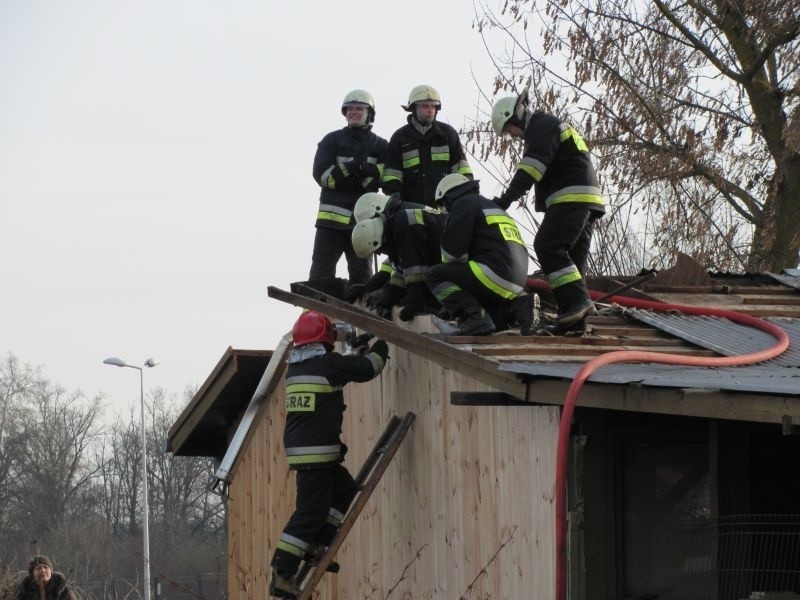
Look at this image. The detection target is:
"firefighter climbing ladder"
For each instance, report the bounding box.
[293,411,416,600]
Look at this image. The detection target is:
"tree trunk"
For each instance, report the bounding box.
[750,154,800,271]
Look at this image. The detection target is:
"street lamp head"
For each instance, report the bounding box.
[103,357,127,368]
[144,357,159,368]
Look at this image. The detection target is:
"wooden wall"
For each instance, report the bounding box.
[227,331,559,599]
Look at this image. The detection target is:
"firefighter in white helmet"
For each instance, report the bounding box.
[492,87,605,334]
[382,85,473,208]
[342,193,396,303]
[307,90,389,298]
[350,195,446,321]
[426,174,529,336]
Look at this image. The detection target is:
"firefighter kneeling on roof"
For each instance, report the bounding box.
[427,174,530,336]
[269,311,390,599]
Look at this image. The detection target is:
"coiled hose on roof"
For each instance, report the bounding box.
[526,277,791,600]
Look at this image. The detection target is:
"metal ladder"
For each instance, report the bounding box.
[293,411,416,600]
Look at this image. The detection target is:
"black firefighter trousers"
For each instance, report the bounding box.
[533,205,599,314]
[271,464,358,578]
[426,261,513,329]
[309,226,371,284]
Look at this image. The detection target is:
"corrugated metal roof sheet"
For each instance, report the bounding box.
[624,310,800,367]
[498,318,800,395]
[499,362,800,396]
[766,271,800,290]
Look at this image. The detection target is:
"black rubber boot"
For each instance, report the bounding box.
[552,282,596,326]
[557,297,595,326]
[457,307,496,336]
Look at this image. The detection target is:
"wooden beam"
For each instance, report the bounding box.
[267,286,528,399]
[526,379,800,424]
[450,391,534,406]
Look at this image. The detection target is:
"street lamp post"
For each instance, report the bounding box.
[103,356,158,600]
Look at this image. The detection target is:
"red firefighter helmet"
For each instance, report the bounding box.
[292,311,336,347]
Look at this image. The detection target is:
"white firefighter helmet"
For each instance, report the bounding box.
[354,192,391,223]
[491,87,529,135]
[351,218,384,259]
[402,84,441,111]
[435,173,471,202]
[341,89,376,124]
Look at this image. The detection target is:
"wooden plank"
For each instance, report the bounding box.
[526,379,800,424]
[586,325,674,338]
[742,295,800,305]
[267,286,527,399]
[442,330,675,346]
[475,345,717,358]
[466,337,699,353]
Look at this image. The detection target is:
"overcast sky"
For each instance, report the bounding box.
[0,1,512,415]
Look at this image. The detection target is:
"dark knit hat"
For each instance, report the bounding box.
[28,555,53,576]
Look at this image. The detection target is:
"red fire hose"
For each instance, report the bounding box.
[526,278,791,600]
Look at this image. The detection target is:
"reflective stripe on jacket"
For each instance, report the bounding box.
[499,112,605,215]
[382,117,472,207]
[283,344,387,469]
[440,181,528,299]
[312,126,388,229]
[381,202,447,286]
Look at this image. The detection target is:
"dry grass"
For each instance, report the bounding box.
[0,564,19,600]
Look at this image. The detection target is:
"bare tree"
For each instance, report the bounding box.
[145,389,225,561]
[1,359,226,594]
[0,354,37,551]
[472,0,800,272]
[96,408,144,537]
[13,380,104,539]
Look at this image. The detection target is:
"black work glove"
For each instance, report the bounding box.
[367,284,404,309]
[367,285,404,320]
[368,339,389,361]
[398,282,428,321]
[359,162,380,187]
[348,332,374,354]
[363,270,390,293]
[331,163,360,191]
[366,290,393,319]
[344,283,366,303]
[493,195,513,210]
[399,303,426,321]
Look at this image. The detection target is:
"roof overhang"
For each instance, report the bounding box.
[167,347,272,458]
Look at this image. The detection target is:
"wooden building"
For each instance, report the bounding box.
[168,263,800,599]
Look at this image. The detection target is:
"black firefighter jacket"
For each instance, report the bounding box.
[381,202,447,288]
[497,111,605,215]
[382,116,472,207]
[283,341,388,469]
[312,126,388,230]
[441,180,528,300]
